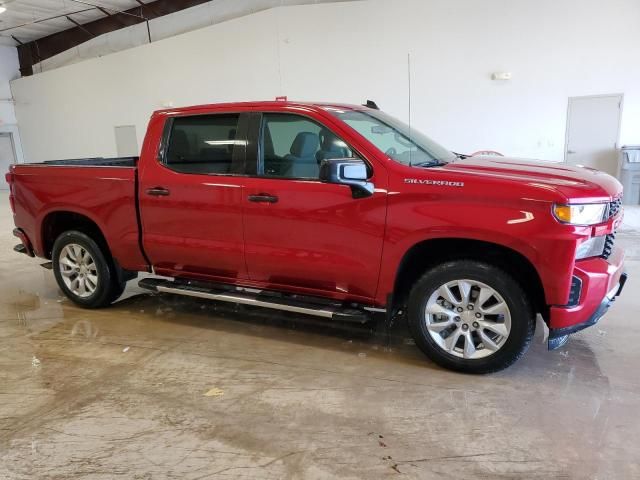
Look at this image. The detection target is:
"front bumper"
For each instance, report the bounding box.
[548,246,626,339]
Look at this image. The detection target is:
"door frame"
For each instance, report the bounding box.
[563,93,624,164]
[0,125,25,164]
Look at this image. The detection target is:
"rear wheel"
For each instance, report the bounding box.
[407,260,535,374]
[52,230,125,308]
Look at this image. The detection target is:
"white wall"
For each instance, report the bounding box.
[11,0,640,163]
[0,46,24,163]
[0,46,19,126]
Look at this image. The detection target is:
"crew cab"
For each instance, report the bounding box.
[6,101,627,373]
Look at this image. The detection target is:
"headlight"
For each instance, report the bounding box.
[553,203,608,225]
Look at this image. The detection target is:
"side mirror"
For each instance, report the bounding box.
[319,158,374,198]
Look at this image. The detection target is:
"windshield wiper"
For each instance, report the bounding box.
[413,160,447,168]
[452,151,469,159]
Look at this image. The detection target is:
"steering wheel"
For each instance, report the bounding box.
[385,147,397,157]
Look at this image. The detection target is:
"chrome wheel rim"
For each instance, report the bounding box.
[59,244,99,298]
[424,279,511,359]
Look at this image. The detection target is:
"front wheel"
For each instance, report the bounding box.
[52,230,125,308]
[407,260,535,374]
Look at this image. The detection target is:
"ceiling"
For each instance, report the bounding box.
[0,0,143,46]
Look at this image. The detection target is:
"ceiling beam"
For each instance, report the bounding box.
[95,5,113,17]
[69,0,147,21]
[66,16,94,38]
[16,0,211,76]
[91,4,130,26]
[135,0,160,17]
[0,7,95,33]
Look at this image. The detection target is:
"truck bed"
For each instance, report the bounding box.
[9,158,148,272]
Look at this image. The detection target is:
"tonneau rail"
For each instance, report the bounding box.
[24,157,139,167]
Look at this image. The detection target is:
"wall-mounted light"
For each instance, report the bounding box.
[491,72,512,81]
[0,6,6,14]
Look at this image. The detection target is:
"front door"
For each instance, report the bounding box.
[139,112,250,282]
[242,112,387,303]
[565,94,622,176]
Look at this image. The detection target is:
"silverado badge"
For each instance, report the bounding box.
[404,178,464,187]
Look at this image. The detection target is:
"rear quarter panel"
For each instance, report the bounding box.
[10,164,147,271]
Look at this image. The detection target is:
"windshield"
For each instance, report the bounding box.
[327,108,456,166]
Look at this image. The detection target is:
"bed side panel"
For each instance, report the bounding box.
[11,165,147,271]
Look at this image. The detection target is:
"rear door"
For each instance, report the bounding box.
[139,110,252,282]
[241,111,388,303]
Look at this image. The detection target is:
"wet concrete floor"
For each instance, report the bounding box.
[1,194,639,479]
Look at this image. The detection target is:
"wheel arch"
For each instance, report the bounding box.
[392,238,548,319]
[42,210,111,261]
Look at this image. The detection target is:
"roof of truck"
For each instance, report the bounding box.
[153,100,371,115]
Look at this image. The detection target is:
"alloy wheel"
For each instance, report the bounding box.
[58,243,99,298]
[424,279,511,359]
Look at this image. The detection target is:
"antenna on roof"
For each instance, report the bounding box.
[363,99,380,110]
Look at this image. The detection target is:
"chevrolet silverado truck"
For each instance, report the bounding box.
[6,101,627,373]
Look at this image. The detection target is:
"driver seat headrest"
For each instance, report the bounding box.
[289,132,319,159]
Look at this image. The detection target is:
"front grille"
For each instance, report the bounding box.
[602,232,616,260]
[608,197,622,219]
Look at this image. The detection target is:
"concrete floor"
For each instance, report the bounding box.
[1,193,639,480]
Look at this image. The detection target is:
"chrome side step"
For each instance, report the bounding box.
[138,278,371,323]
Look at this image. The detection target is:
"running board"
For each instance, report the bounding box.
[138,278,371,323]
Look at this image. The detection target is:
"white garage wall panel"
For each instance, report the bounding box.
[0,45,25,164]
[0,46,19,125]
[10,0,640,163]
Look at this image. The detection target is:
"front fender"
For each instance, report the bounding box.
[375,198,574,306]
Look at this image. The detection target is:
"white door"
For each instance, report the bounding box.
[0,133,17,190]
[565,95,622,176]
[114,125,139,157]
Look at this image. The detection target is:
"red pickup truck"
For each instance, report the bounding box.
[6,101,627,373]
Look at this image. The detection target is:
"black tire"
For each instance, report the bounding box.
[407,260,535,374]
[52,230,125,308]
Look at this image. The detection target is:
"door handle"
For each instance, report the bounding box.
[146,187,170,196]
[248,193,278,204]
[567,150,577,154]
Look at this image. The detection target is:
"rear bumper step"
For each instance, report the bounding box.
[138,278,371,323]
[13,228,34,257]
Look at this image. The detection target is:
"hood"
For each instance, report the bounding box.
[443,156,622,201]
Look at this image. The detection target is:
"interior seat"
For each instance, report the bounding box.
[166,129,191,163]
[316,128,349,163]
[284,132,320,178]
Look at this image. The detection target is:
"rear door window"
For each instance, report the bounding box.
[164,114,241,174]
